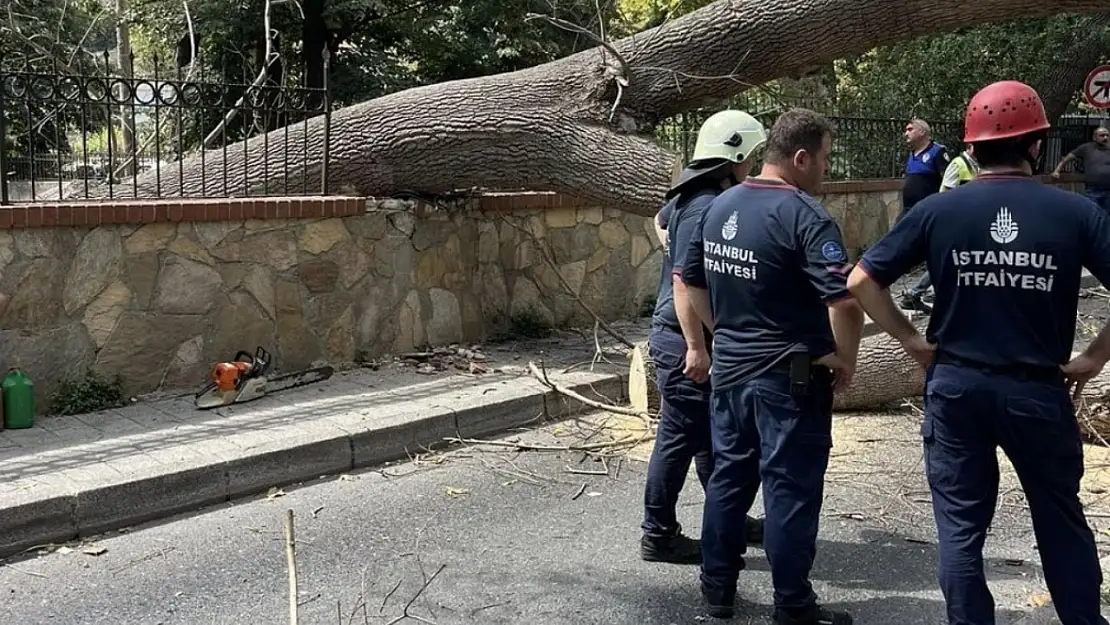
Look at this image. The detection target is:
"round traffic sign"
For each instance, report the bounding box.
[1084,65,1110,109]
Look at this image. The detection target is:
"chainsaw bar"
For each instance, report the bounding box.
[264,365,335,393]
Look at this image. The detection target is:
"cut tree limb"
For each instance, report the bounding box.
[831,332,927,411]
[75,0,1110,216]
[627,340,660,414]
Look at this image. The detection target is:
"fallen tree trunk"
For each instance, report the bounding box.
[832,332,926,411]
[831,335,1110,447]
[626,327,1110,445]
[626,331,927,415]
[75,0,1110,216]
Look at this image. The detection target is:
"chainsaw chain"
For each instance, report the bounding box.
[264,366,335,393]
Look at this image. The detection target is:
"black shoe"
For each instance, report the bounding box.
[640,532,701,564]
[701,582,736,619]
[773,604,853,625]
[745,515,764,546]
[899,294,932,314]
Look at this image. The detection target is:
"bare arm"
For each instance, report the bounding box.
[1083,323,1110,365]
[1053,152,1078,175]
[674,277,713,345]
[827,297,864,365]
[653,214,668,249]
[847,268,920,344]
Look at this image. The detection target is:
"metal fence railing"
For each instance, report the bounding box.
[655,99,1107,180]
[1,50,332,204]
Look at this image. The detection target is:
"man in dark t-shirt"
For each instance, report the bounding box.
[1051,126,1110,212]
[676,109,864,625]
[848,80,1110,625]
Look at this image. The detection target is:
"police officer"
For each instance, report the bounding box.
[900,119,953,313]
[847,80,1110,625]
[940,144,979,192]
[676,108,864,624]
[641,110,767,564]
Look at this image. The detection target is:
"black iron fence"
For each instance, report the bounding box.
[1,51,331,204]
[656,103,1106,180]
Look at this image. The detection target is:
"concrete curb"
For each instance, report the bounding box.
[0,370,627,559]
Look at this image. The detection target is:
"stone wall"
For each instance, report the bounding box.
[0,175,1087,410]
[0,196,665,408]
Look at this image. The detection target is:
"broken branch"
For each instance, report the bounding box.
[384,563,446,625]
[527,360,646,418]
[500,217,634,349]
[284,509,299,625]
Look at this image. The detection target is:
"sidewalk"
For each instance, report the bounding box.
[0,269,1101,561]
[0,329,641,560]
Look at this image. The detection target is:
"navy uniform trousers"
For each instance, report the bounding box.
[701,364,834,610]
[924,357,1108,625]
[642,328,714,537]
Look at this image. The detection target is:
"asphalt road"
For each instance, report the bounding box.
[0,411,1093,625]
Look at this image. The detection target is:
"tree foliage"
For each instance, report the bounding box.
[1,0,114,72]
[1,0,115,155]
[125,0,613,106]
[833,15,1108,120]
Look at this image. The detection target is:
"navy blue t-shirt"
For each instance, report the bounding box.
[859,173,1110,368]
[652,190,716,338]
[679,179,855,391]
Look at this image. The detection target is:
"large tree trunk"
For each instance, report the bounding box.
[627,330,1110,445]
[625,331,929,415]
[1032,12,1110,123]
[832,332,927,411]
[832,337,1110,447]
[73,0,1110,216]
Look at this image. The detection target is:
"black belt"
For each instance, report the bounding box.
[934,352,1062,384]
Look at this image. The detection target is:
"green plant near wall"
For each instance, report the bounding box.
[50,369,127,416]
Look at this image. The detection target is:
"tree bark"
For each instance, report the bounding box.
[76,0,1110,215]
[624,331,929,414]
[1032,12,1110,123]
[832,332,927,411]
[827,332,1110,447]
[623,321,1110,446]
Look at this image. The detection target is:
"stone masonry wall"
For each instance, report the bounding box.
[0,196,665,408]
[0,175,1086,410]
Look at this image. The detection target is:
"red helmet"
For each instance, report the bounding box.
[963,80,1050,143]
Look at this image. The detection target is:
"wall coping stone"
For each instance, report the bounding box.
[0,196,365,229]
[0,173,1086,228]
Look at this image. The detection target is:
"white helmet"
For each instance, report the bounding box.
[664,110,767,200]
[690,110,768,164]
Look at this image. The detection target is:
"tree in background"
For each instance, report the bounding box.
[1,0,115,156]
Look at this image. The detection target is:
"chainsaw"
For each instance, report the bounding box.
[193,346,335,410]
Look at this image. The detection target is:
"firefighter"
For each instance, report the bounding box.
[641,110,767,564]
[847,80,1110,625]
[676,108,863,624]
